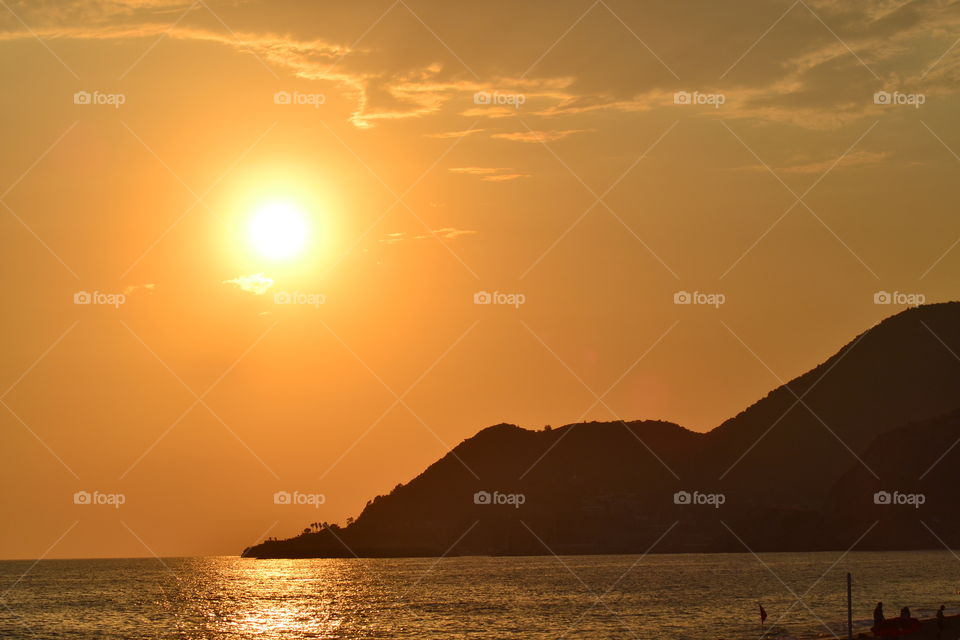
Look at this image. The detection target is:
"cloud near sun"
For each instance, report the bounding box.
[448,167,530,182]
[380,228,477,245]
[5,0,960,130]
[223,273,274,296]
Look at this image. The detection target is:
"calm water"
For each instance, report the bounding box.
[2,552,959,639]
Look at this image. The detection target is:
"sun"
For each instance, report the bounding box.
[248,201,309,260]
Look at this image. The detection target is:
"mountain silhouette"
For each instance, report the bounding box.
[705,302,960,507]
[243,302,960,558]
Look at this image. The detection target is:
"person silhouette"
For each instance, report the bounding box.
[873,602,885,626]
[937,605,945,638]
[900,606,911,619]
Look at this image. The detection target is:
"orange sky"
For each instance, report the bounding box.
[1,0,959,559]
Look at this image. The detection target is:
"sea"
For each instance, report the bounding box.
[1,551,958,639]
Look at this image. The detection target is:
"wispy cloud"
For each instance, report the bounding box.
[459,106,522,119]
[223,273,274,295]
[122,283,156,296]
[449,167,529,182]
[425,227,477,240]
[380,232,408,245]
[491,130,588,143]
[380,228,477,244]
[735,150,890,174]
[427,128,486,139]
[7,0,960,131]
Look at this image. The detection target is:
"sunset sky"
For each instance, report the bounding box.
[1,0,959,559]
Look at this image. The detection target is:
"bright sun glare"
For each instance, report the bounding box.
[248,202,309,260]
